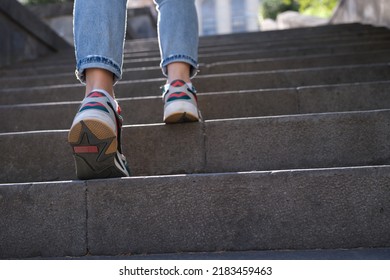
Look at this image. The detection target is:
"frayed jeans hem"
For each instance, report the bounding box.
[161,54,198,79]
[75,55,122,84]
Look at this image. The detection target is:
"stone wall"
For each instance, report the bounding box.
[27,2,74,45]
[0,0,70,68]
[331,0,390,28]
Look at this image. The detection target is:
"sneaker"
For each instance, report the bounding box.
[68,90,130,180]
[162,79,201,124]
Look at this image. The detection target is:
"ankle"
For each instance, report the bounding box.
[85,68,115,98]
[167,62,191,84]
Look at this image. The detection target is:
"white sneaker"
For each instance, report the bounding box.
[68,90,130,180]
[162,79,201,124]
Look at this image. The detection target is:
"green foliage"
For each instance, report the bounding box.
[298,0,339,18]
[261,0,339,19]
[261,0,299,20]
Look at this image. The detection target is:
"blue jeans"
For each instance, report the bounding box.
[74,0,199,84]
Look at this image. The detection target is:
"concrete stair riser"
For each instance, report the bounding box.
[1,63,389,105]
[204,110,390,173]
[191,33,390,56]
[125,30,390,57]
[195,64,390,93]
[194,41,390,66]
[2,49,390,89]
[2,81,390,133]
[86,167,390,255]
[2,23,383,70]
[0,181,86,259]
[0,130,75,183]
[4,33,388,75]
[198,23,387,40]
[25,248,390,260]
[0,22,384,74]
[2,37,390,79]
[6,30,390,69]
[0,64,75,78]
[1,109,390,183]
[202,50,390,75]
[1,166,389,258]
[123,23,386,50]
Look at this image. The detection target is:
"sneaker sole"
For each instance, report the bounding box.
[164,101,200,124]
[68,119,128,180]
[164,112,199,124]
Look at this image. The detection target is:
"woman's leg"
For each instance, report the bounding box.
[74,0,128,97]
[154,0,199,81]
[69,0,130,180]
[154,0,201,123]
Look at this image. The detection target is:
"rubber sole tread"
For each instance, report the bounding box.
[68,120,127,180]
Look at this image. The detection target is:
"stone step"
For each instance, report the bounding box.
[2,30,390,77]
[2,49,390,89]
[33,248,390,260]
[1,63,389,105]
[1,22,389,260]
[198,23,389,42]
[1,109,389,183]
[122,30,390,60]
[122,23,385,51]
[120,41,390,68]
[1,165,389,258]
[2,22,381,69]
[2,81,390,133]
[202,50,390,75]
[14,23,373,72]
[8,30,390,70]
[191,32,390,55]
[12,24,372,68]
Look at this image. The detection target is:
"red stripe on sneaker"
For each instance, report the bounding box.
[87,92,106,98]
[74,146,99,153]
[169,92,188,98]
[83,102,105,107]
[171,80,186,87]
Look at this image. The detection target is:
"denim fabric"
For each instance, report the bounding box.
[154,0,199,78]
[74,0,199,84]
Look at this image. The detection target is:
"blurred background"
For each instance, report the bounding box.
[14,0,390,44]
[1,0,389,68]
[15,0,338,41]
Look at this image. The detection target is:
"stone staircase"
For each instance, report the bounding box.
[1,23,390,259]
